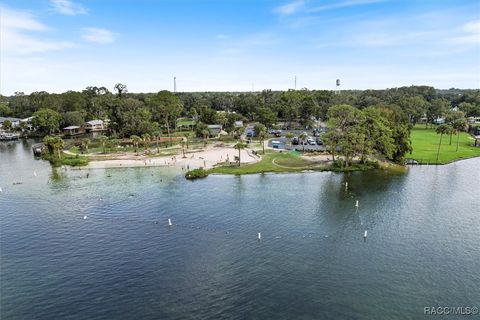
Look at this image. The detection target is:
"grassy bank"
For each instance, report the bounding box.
[208,150,380,175]
[409,126,480,164]
[43,154,89,167]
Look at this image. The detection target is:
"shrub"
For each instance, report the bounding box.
[185,168,209,180]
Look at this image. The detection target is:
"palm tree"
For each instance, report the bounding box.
[285,132,294,146]
[254,123,267,154]
[53,136,64,158]
[184,132,190,150]
[80,139,90,154]
[202,129,209,147]
[152,131,161,153]
[98,135,108,154]
[435,124,453,163]
[130,135,141,154]
[142,133,151,152]
[181,138,187,158]
[258,130,267,154]
[234,142,247,166]
[43,135,64,158]
[452,118,467,152]
[299,132,308,152]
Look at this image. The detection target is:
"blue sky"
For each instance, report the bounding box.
[0,0,479,94]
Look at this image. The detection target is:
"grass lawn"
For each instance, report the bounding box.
[409,125,480,164]
[209,150,327,175]
[176,118,195,127]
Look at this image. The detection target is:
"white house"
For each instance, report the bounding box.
[84,120,105,132]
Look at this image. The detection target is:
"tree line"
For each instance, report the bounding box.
[1,85,479,164]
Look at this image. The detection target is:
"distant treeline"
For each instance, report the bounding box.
[0,85,479,137]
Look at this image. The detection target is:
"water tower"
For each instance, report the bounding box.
[335,79,341,94]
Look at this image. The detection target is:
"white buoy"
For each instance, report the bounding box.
[364,230,367,239]
[83,215,88,220]
[168,218,172,227]
[33,171,37,177]
[345,182,348,190]
[355,200,359,208]
[258,232,262,240]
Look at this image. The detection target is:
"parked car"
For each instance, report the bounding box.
[307,138,316,145]
[274,130,282,137]
[316,138,324,145]
[246,131,254,138]
[292,137,299,145]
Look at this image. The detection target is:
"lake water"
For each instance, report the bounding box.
[1,140,479,320]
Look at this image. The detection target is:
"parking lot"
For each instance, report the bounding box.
[268,136,326,152]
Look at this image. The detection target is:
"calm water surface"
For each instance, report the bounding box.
[1,140,479,320]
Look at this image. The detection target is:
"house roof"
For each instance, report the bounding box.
[0,117,21,123]
[63,126,81,130]
[234,121,243,127]
[86,120,103,125]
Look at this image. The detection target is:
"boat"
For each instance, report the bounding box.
[0,133,20,141]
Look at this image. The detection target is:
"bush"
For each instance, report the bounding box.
[41,153,89,167]
[185,168,209,180]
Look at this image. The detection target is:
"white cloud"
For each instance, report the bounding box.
[1,6,48,31]
[309,0,385,13]
[450,20,480,45]
[275,0,305,16]
[0,6,77,55]
[82,28,117,44]
[216,34,230,39]
[463,20,480,33]
[49,0,87,16]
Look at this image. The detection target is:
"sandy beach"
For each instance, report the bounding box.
[86,146,261,169]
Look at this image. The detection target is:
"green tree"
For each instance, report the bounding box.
[254,123,267,154]
[298,132,308,152]
[32,108,62,134]
[130,135,142,154]
[62,111,85,127]
[322,129,341,162]
[43,135,65,159]
[0,103,12,117]
[142,133,151,151]
[98,135,108,154]
[195,122,209,146]
[435,124,453,163]
[285,132,294,146]
[234,142,247,166]
[114,83,127,99]
[80,139,90,154]
[451,117,468,152]
[148,91,183,146]
[2,119,12,130]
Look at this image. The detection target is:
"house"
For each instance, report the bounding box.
[207,124,222,136]
[63,126,85,136]
[84,120,105,132]
[0,117,21,129]
[234,121,243,128]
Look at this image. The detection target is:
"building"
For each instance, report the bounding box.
[84,120,105,132]
[234,121,244,128]
[63,126,85,136]
[0,117,21,129]
[207,124,222,136]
